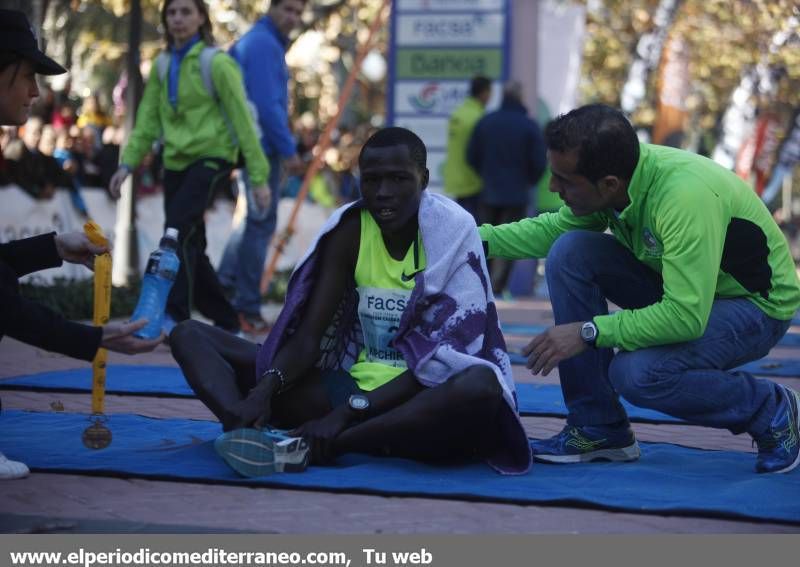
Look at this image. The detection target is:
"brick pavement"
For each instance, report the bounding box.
[0,300,798,533]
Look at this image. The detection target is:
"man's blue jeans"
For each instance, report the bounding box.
[546,230,789,438]
[218,155,281,316]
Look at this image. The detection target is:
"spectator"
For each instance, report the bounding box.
[51,103,75,131]
[77,94,113,132]
[0,8,163,481]
[3,117,58,200]
[217,0,307,334]
[467,81,546,295]
[109,0,269,335]
[442,76,491,222]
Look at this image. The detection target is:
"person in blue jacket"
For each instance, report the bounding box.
[467,81,546,294]
[217,0,306,334]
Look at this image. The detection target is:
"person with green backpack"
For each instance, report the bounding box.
[109,0,269,335]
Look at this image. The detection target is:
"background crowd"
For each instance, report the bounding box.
[0,82,371,211]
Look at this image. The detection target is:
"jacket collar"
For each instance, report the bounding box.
[616,143,652,221]
[171,34,201,58]
[258,15,289,48]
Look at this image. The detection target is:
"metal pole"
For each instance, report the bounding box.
[113,0,143,286]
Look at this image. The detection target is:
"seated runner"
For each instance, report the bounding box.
[171,127,531,477]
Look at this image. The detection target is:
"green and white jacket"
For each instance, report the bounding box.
[479,143,800,351]
[121,41,268,186]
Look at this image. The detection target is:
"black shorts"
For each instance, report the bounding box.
[321,368,365,408]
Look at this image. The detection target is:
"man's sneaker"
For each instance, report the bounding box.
[0,452,29,480]
[754,385,800,474]
[238,312,270,334]
[531,423,641,463]
[214,428,309,478]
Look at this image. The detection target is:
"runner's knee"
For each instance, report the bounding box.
[448,365,503,409]
[169,319,205,357]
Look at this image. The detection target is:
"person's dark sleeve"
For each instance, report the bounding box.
[527,121,547,186]
[1,284,102,361]
[466,121,483,172]
[0,250,102,361]
[0,232,63,277]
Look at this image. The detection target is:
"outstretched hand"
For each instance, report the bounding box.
[101,319,164,354]
[54,232,110,270]
[521,322,587,376]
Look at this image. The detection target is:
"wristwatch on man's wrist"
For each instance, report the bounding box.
[580,321,599,348]
[347,394,371,421]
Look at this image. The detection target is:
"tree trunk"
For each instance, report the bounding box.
[114,0,144,285]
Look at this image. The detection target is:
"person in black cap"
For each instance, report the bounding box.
[0,9,164,481]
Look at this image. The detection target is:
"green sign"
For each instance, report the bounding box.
[395,48,503,79]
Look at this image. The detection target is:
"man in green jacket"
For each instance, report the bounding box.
[480,104,800,474]
[443,76,491,221]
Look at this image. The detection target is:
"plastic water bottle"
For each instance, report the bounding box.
[131,228,180,339]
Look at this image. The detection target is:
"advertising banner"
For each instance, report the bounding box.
[388,0,511,191]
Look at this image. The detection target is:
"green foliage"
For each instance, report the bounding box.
[578,0,800,135]
[264,270,292,304]
[19,278,142,322]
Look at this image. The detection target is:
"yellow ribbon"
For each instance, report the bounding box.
[84,221,111,415]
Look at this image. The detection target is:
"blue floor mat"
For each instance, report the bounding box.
[0,366,196,397]
[0,410,797,524]
[503,323,800,348]
[0,365,680,423]
[4,364,797,424]
[517,383,681,423]
[508,353,800,378]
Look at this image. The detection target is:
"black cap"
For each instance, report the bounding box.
[0,9,67,75]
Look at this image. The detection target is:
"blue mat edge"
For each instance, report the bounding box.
[3,409,799,526]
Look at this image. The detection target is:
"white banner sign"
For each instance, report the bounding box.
[397,13,505,46]
[393,80,501,115]
[397,0,505,11]
[393,115,450,149]
[1,185,329,285]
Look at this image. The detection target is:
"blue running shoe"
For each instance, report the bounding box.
[754,385,800,474]
[214,428,310,478]
[531,423,640,463]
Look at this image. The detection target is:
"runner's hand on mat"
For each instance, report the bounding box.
[252,184,271,212]
[522,322,587,376]
[101,319,164,354]
[55,232,110,270]
[234,378,277,430]
[290,406,352,464]
[108,166,131,199]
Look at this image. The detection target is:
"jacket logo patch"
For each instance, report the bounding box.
[642,227,663,257]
